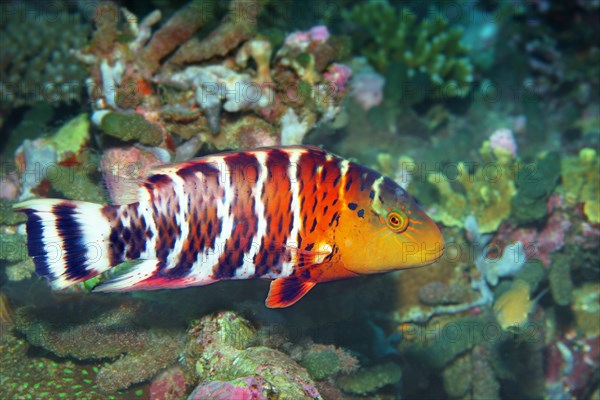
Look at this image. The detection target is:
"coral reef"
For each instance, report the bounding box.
[14,301,186,392]
[511,151,561,224]
[344,2,473,100]
[560,148,600,224]
[548,254,574,306]
[337,362,402,395]
[427,158,516,234]
[188,376,269,400]
[298,343,358,381]
[571,283,600,339]
[76,0,349,153]
[182,312,322,399]
[14,113,95,201]
[0,2,88,108]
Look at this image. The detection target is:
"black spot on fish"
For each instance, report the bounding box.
[369,190,375,200]
[348,202,357,210]
[329,211,339,227]
[357,209,365,218]
[345,178,353,191]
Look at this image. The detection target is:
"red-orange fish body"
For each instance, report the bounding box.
[16,146,444,307]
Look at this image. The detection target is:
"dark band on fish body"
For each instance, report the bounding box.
[53,202,93,281]
[22,209,50,277]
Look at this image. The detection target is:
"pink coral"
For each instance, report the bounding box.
[284,25,330,49]
[350,71,385,111]
[510,212,571,266]
[149,367,187,400]
[188,377,268,400]
[489,128,517,158]
[536,212,571,266]
[323,63,352,91]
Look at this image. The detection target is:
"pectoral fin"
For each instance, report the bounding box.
[266,277,317,308]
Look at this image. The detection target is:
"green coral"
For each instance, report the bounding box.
[50,113,90,159]
[345,3,473,100]
[337,362,402,395]
[301,348,340,380]
[98,112,163,146]
[511,152,561,223]
[548,254,573,306]
[49,166,106,203]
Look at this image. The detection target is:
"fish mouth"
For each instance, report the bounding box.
[405,215,445,267]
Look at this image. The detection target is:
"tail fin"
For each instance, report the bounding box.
[14,199,114,290]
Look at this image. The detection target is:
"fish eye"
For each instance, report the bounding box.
[386,210,409,233]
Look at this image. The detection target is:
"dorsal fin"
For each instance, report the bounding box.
[265,277,317,308]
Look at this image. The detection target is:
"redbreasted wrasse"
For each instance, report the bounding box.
[15,146,444,308]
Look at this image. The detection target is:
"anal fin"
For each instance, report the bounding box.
[93,259,161,292]
[266,277,317,308]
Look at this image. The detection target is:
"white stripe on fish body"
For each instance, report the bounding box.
[136,189,158,260]
[186,164,234,282]
[338,159,350,202]
[165,173,189,270]
[234,150,269,279]
[280,148,302,277]
[73,202,112,276]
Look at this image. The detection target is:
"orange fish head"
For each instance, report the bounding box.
[338,177,444,275]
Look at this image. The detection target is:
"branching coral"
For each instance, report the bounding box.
[77,0,349,153]
[428,162,516,234]
[345,2,473,101]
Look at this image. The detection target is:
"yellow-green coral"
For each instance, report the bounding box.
[560,148,600,223]
[345,3,473,97]
[572,282,600,338]
[428,160,516,233]
[49,114,90,160]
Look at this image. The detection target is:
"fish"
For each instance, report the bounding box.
[15,145,444,308]
[494,279,547,331]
